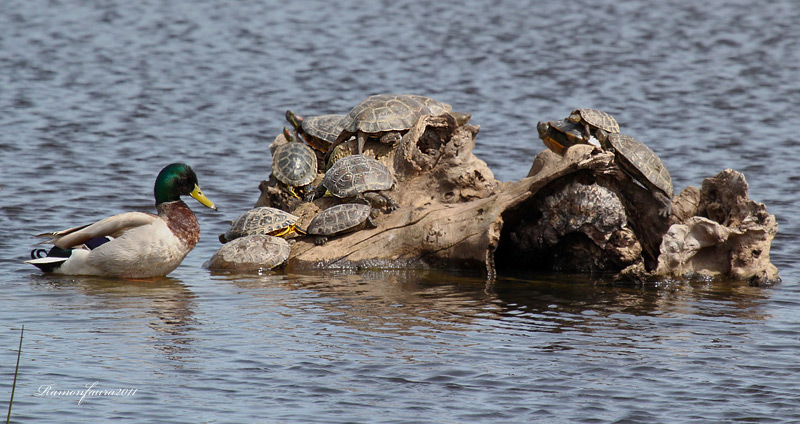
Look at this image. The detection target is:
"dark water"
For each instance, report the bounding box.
[1,0,799,422]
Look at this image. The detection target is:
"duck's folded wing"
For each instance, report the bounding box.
[35,212,159,248]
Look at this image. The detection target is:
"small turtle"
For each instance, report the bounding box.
[205,235,290,272]
[306,203,378,245]
[312,154,398,211]
[537,119,592,155]
[596,131,674,218]
[329,94,432,157]
[272,128,318,198]
[285,110,346,153]
[219,207,305,243]
[325,140,355,170]
[568,108,620,140]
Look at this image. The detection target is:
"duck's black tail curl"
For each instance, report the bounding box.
[30,249,48,259]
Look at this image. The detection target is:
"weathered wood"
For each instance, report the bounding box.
[219,112,780,284]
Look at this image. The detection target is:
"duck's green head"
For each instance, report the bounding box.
[154,163,217,210]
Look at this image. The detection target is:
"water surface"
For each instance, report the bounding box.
[1,0,799,422]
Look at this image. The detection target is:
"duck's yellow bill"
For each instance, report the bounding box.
[190,185,217,210]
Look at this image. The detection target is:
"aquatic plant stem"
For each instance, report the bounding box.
[6,325,23,424]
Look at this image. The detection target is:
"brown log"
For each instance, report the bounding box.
[232,113,780,284]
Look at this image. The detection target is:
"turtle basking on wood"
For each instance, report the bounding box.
[596,131,674,218]
[271,128,318,198]
[306,203,378,245]
[537,119,592,155]
[568,108,620,140]
[285,110,345,153]
[309,154,398,211]
[328,94,432,158]
[219,207,305,243]
[403,94,472,125]
[205,234,291,272]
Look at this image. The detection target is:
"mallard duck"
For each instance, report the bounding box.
[26,163,217,278]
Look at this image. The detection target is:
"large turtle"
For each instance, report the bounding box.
[537,119,593,155]
[403,94,452,115]
[403,94,472,125]
[568,108,620,140]
[596,131,674,218]
[205,235,290,272]
[271,128,318,198]
[311,154,398,211]
[285,110,345,153]
[329,94,432,157]
[219,207,305,243]
[306,203,378,245]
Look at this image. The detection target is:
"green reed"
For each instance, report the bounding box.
[6,326,23,424]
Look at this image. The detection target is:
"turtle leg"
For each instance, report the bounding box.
[287,186,301,199]
[325,133,350,163]
[356,132,366,155]
[304,184,325,202]
[314,235,329,245]
[379,131,402,145]
[653,191,674,219]
[359,192,398,212]
[271,227,292,238]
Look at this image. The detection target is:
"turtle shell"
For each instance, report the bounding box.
[322,154,394,198]
[603,133,673,198]
[307,203,373,236]
[302,114,346,146]
[570,108,620,134]
[204,235,290,271]
[221,207,300,243]
[272,142,317,188]
[339,94,432,137]
[537,119,587,154]
[403,94,452,115]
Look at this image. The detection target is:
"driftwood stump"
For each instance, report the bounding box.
[229,113,779,284]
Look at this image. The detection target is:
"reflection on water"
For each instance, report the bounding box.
[28,275,198,362]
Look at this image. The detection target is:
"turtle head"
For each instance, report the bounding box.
[595,128,609,144]
[450,111,472,126]
[536,121,549,138]
[285,110,303,131]
[567,110,582,123]
[282,127,294,143]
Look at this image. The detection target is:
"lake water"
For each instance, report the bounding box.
[1,0,799,422]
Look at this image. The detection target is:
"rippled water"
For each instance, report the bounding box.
[1,0,799,422]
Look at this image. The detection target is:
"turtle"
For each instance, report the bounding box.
[311,154,398,211]
[403,94,472,125]
[306,203,378,245]
[271,128,318,198]
[219,207,305,243]
[596,131,674,218]
[325,140,355,171]
[404,94,452,115]
[285,110,346,153]
[567,108,620,140]
[204,235,290,272]
[537,119,593,155]
[328,94,432,158]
